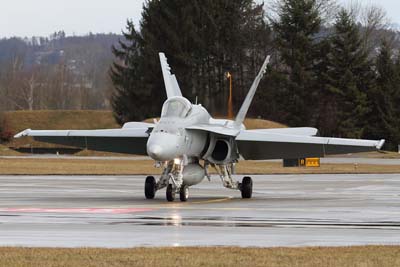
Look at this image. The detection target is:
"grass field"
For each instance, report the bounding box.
[5,110,119,149]
[0,144,21,156]
[0,158,398,175]
[0,246,399,267]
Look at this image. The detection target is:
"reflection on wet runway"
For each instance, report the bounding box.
[0,174,400,247]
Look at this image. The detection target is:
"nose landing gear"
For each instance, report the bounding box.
[144,159,189,202]
[179,185,189,202]
[166,184,189,202]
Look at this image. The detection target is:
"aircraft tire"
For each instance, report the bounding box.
[241,176,253,199]
[166,184,175,202]
[179,185,189,202]
[145,176,156,199]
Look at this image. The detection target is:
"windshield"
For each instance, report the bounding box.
[161,98,191,118]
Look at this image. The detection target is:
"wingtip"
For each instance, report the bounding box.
[377,139,385,150]
[14,129,31,138]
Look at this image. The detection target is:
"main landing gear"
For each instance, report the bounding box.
[211,163,253,199]
[145,176,156,199]
[240,176,253,199]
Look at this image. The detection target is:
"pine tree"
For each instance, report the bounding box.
[110,0,271,124]
[325,9,372,138]
[314,38,334,136]
[365,40,400,150]
[110,21,160,124]
[271,0,323,126]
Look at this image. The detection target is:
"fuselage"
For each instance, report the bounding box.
[146,96,211,161]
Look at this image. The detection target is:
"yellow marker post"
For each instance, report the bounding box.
[298,158,320,167]
[305,158,320,167]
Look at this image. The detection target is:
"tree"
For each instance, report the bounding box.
[110,21,156,124]
[0,112,12,142]
[270,0,324,126]
[365,40,400,150]
[346,1,389,54]
[324,9,372,138]
[110,0,271,124]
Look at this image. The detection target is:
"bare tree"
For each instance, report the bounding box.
[345,0,390,53]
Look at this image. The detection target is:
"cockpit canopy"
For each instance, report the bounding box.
[161,97,192,118]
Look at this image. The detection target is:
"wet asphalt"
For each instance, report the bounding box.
[0,173,400,247]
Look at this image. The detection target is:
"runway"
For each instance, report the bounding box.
[0,174,400,248]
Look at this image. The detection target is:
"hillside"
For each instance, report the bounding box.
[6,110,119,149]
[7,110,119,133]
[0,34,121,111]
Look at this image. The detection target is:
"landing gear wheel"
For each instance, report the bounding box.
[144,176,156,199]
[166,184,175,202]
[241,176,253,199]
[179,185,189,202]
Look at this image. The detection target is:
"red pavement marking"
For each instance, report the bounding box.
[0,208,153,214]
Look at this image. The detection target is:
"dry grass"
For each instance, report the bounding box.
[0,158,398,175]
[6,110,119,148]
[329,151,400,159]
[236,161,400,174]
[0,144,21,156]
[0,159,154,175]
[73,149,133,157]
[6,110,118,133]
[0,246,399,267]
[243,118,287,129]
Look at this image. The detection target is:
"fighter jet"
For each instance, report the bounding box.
[15,53,385,202]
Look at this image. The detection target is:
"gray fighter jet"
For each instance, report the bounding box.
[15,53,385,202]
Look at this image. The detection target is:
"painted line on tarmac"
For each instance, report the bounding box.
[0,207,153,214]
[190,196,233,204]
[154,196,234,206]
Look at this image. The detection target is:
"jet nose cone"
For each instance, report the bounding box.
[147,145,163,160]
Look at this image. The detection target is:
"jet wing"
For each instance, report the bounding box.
[186,125,318,138]
[245,127,318,136]
[236,130,385,160]
[186,124,240,137]
[14,128,150,155]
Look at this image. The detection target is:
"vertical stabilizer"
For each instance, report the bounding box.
[159,52,182,98]
[234,55,270,127]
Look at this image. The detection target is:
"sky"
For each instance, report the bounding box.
[0,0,145,37]
[1,0,400,38]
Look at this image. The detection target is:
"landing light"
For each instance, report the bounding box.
[174,158,181,165]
